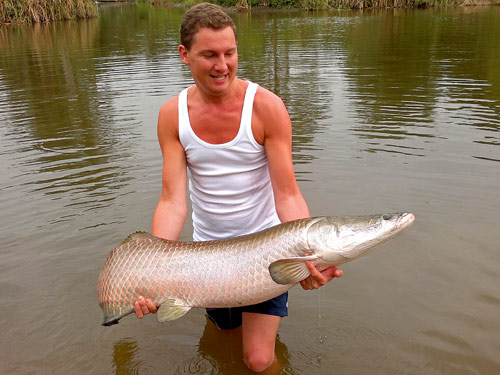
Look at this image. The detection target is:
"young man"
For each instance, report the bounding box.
[135,3,342,372]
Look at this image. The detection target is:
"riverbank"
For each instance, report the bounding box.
[1,0,498,25]
[1,0,97,24]
[138,0,500,9]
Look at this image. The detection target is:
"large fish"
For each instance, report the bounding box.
[98,213,415,326]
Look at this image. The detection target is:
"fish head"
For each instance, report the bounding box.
[306,213,415,265]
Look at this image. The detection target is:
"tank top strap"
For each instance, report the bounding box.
[241,81,260,146]
[178,87,189,144]
[178,82,260,148]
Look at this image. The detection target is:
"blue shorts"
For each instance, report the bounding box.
[205,292,288,330]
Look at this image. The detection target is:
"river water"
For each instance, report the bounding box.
[1,4,499,374]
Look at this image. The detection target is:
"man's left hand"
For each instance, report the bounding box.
[300,261,343,290]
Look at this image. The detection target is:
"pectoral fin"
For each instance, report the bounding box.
[157,299,191,322]
[269,255,318,285]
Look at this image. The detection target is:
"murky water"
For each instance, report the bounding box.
[1,4,499,374]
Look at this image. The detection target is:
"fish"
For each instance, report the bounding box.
[97,212,415,326]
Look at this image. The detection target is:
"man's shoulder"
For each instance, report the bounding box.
[253,85,288,120]
[158,95,180,139]
[254,84,281,102]
[159,95,179,116]
[251,83,291,142]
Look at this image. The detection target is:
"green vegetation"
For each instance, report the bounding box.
[140,0,469,10]
[1,0,491,24]
[1,0,97,24]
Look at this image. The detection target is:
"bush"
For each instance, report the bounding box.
[1,0,97,24]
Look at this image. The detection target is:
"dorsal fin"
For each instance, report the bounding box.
[120,231,156,245]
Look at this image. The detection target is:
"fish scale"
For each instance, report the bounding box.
[98,213,414,326]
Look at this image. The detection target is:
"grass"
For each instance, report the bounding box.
[156,0,468,9]
[1,0,97,24]
[1,0,480,24]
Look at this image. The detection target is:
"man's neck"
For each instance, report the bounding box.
[191,78,246,106]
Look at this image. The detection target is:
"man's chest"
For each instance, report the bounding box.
[188,100,245,144]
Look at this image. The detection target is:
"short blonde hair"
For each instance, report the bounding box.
[180,3,237,51]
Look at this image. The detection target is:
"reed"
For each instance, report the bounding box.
[301,0,329,9]
[185,0,466,9]
[1,0,97,24]
[133,0,470,10]
[328,0,437,8]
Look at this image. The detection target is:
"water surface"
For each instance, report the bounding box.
[0,4,499,374]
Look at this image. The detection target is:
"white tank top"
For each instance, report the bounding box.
[178,81,281,241]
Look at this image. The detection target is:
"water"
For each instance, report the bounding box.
[1,4,499,374]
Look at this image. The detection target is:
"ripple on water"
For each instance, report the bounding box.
[288,311,401,374]
[174,356,219,375]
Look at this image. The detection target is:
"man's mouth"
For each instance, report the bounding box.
[211,74,228,81]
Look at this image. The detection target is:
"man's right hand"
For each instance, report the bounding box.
[134,296,158,319]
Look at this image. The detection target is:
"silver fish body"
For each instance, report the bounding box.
[97,213,415,326]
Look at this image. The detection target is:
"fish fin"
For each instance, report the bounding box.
[121,232,156,245]
[157,299,191,322]
[269,255,318,285]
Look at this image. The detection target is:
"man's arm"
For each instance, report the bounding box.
[151,97,188,241]
[253,87,343,289]
[136,96,188,319]
[253,88,309,223]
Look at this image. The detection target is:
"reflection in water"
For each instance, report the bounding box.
[237,12,341,166]
[191,317,293,375]
[113,338,142,375]
[1,4,500,375]
[0,18,135,216]
[341,8,500,159]
[0,4,187,234]
[111,318,293,375]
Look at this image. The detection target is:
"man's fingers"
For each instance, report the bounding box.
[306,261,328,284]
[140,301,150,315]
[300,262,343,290]
[333,268,343,278]
[145,298,158,314]
[305,260,320,275]
[135,301,144,319]
[134,295,158,318]
[321,266,343,280]
[299,278,312,290]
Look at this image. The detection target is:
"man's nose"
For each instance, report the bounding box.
[213,54,228,71]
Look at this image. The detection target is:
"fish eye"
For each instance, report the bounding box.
[383,214,392,220]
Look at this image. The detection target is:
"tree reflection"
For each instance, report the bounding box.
[341,7,499,155]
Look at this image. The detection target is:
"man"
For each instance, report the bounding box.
[134,3,342,372]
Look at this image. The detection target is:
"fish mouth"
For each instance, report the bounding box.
[396,213,415,229]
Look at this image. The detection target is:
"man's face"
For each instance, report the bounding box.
[179,26,238,96]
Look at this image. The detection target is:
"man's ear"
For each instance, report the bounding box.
[179,45,189,65]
